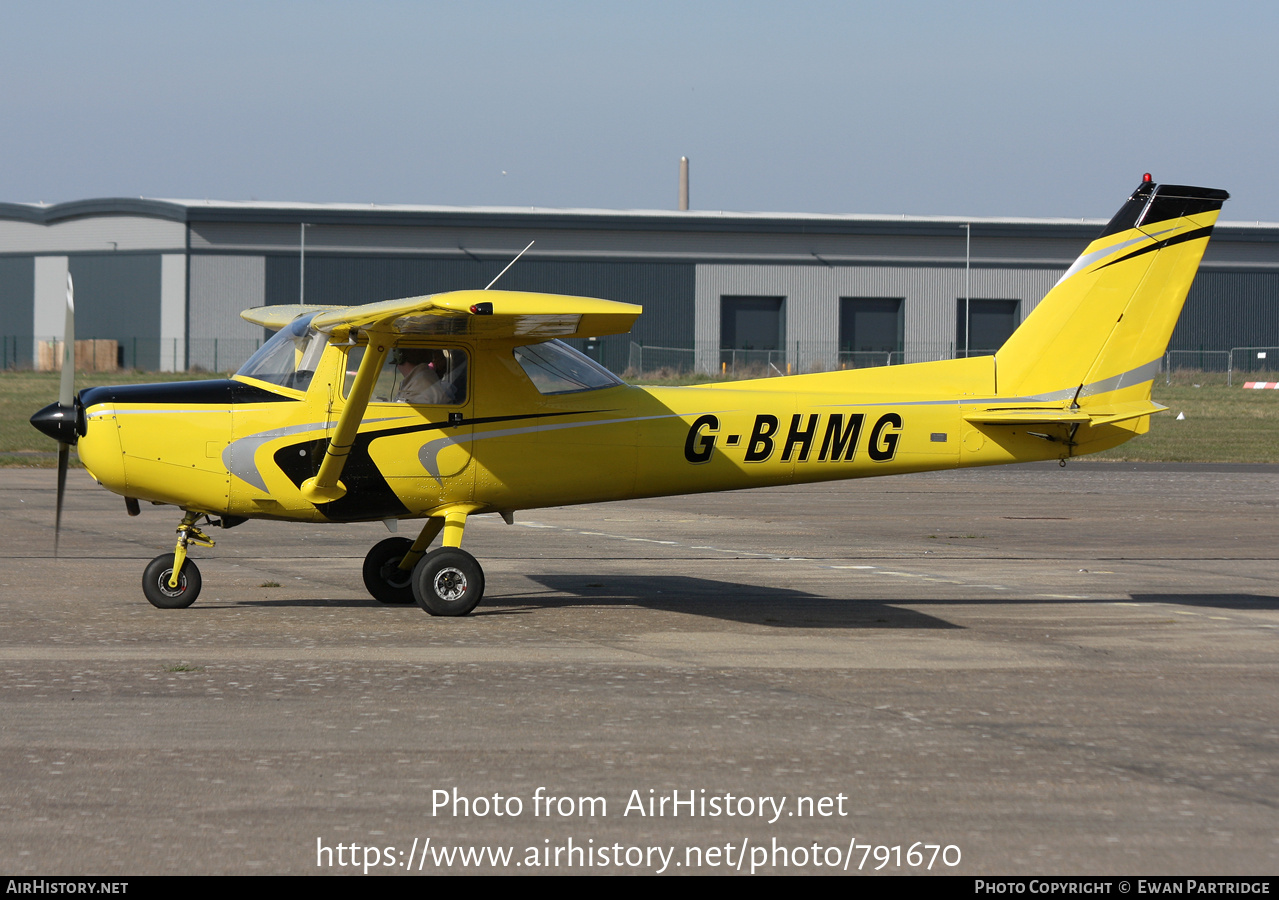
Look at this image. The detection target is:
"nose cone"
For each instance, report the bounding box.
[31,402,80,444]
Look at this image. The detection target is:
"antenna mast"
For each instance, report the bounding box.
[485,241,535,290]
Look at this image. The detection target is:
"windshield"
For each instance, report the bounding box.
[236,313,327,390]
[513,340,623,394]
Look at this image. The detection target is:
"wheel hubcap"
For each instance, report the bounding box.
[432,567,467,602]
[158,570,185,597]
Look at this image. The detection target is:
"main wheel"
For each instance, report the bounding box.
[412,547,485,617]
[142,553,202,609]
[362,537,416,604]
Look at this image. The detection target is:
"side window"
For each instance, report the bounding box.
[513,339,622,394]
[345,344,468,405]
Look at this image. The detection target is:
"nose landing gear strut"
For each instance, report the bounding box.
[141,511,215,609]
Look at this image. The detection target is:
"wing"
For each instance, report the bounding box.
[239,304,342,329]
[252,289,640,506]
[242,290,641,341]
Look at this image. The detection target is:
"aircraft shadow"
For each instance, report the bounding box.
[867,592,1279,612]
[225,586,1278,622]
[1128,593,1279,611]
[485,574,959,630]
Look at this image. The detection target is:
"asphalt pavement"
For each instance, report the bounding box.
[1,462,1276,875]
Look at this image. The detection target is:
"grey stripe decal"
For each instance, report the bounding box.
[88,408,230,419]
[224,417,409,492]
[1077,358,1162,398]
[810,358,1161,410]
[1051,227,1175,287]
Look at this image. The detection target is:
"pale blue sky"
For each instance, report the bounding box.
[1,1,1273,220]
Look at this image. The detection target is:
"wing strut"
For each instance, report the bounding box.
[300,336,388,504]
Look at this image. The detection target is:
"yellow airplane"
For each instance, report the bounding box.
[31,177,1228,616]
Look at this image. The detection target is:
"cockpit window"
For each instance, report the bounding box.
[513,339,622,395]
[345,343,469,405]
[236,313,327,390]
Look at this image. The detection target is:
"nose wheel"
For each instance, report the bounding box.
[142,553,202,609]
[141,510,214,609]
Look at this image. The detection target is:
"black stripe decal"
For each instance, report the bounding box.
[1096,225,1215,271]
[80,379,299,407]
[273,408,614,521]
[358,408,615,442]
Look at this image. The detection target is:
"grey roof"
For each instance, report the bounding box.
[2,196,1277,241]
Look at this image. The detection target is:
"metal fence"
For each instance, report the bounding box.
[1162,348,1279,386]
[627,341,968,379]
[1227,347,1279,386]
[8,334,1279,388]
[186,338,264,374]
[625,344,696,376]
[4,337,264,375]
[622,341,1279,385]
[1163,350,1231,386]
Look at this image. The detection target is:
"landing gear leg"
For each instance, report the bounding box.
[362,518,443,604]
[142,511,214,609]
[412,508,485,616]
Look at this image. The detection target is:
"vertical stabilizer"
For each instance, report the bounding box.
[995,180,1228,405]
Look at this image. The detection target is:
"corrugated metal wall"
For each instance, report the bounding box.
[0,256,34,367]
[189,219,1090,266]
[1171,271,1279,352]
[5,204,1279,375]
[0,216,184,254]
[188,255,267,372]
[694,264,1064,372]
[255,255,693,373]
[67,254,162,370]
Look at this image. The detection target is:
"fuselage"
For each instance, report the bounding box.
[70,335,1141,525]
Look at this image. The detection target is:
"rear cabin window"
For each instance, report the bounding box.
[513,340,622,395]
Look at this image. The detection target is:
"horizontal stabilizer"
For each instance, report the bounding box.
[963,408,1092,426]
[964,400,1167,428]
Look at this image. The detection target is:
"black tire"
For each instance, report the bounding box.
[142,553,202,609]
[412,547,484,617]
[362,537,416,604]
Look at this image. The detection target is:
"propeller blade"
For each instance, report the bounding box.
[55,443,68,557]
[59,273,75,408]
[55,272,75,557]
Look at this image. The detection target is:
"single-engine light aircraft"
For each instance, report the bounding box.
[31,177,1228,616]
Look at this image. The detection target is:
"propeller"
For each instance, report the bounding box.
[29,273,78,556]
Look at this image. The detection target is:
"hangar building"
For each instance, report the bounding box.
[1,197,1277,376]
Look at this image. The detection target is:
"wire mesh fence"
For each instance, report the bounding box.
[1227,347,1279,386]
[7,334,1279,389]
[5,337,264,375]
[1164,350,1231,386]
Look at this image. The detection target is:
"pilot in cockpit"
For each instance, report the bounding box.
[393,348,448,404]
